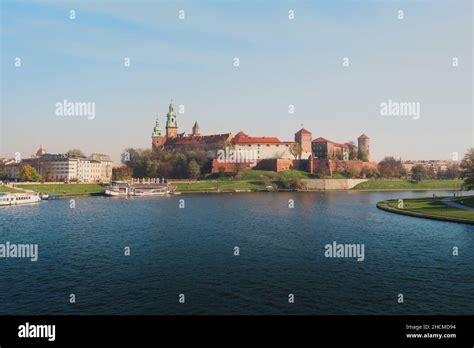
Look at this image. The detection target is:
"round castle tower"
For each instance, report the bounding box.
[357,134,370,161]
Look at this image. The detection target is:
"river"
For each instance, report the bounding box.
[0,191,473,314]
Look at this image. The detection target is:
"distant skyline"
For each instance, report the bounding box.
[1,0,472,164]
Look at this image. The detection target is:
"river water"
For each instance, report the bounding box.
[0,191,473,314]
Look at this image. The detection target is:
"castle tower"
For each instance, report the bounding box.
[357,133,370,161]
[192,121,200,136]
[152,116,163,137]
[166,101,178,139]
[151,116,166,151]
[294,128,312,159]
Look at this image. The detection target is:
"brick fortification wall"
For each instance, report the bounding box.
[211,160,253,173]
[255,159,307,172]
[311,159,378,176]
[210,158,377,175]
[210,159,309,173]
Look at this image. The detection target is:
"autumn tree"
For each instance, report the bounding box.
[19,164,41,182]
[460,148,474,190]
[411,164,427,182]
[378,157,405,178]
[66,149,85,157]
[289,143,302,160]
[187,159,201,179]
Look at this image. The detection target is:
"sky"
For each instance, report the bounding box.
[1,0,472,163]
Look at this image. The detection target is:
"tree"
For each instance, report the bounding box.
[234,163,246,179]
[19,164,41,182]
[342,166,361,178]
[335,149,344,160]
[187,159,201,179]
[66,149,85,157]
[112,166,133,181]
[289,143,302,160]
[439,163,461,179]
[460,148,474,190]
[427,165,436,179]
[173,153,188,178]
[378,157,404,178]
[411,164,427,182]
[279,177,306,190]
[122,147,210,179]
[347,141,357,160]
[360,167,379,179]
[316,165,327,178]
[41,161,52,182]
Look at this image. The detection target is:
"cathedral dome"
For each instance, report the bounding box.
[36,144,46,157]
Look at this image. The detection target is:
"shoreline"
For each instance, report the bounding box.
[376,197,474,225]
[1,179,464,198]
[16,189,463,198]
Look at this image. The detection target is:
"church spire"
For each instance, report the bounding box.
[166,100,178,138]
[192,121,200,136]
[152,116,163,137]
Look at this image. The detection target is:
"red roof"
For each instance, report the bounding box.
[234,131,248,138]
[167,133,231,145]
[233,136,281,144]
[295,128,311,135]
[312,137,349,148]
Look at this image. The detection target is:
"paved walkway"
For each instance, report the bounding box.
[441,197,474,211]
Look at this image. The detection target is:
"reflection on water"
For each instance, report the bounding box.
[0,191,473,315]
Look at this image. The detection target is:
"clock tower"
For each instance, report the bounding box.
[166,101,178,139]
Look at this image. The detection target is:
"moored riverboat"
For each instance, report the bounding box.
[0,193,41,206]
[105,181,178,197]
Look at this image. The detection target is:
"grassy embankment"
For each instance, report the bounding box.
[377,195,474,225]
[6,175,466,195]
[353,179,462,191]
[174,169,312,192]
[453,196,474,208]
[15,183,104,197]
[0,185,25,193]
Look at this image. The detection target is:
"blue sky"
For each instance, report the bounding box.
[1,0,472,163]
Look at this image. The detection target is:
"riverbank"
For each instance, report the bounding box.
[353,179,462,191]
[376,196,474,225]
[14,183,104,197]
[0,185,24,193]
[3,178,466,196]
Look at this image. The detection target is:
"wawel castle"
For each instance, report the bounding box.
[151,102,372,175]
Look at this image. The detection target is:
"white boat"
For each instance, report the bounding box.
[0,193,41,206]
[105,181,130,196]
[130,185,169,196]
[105,189,126,196]
[105,181,179,197]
